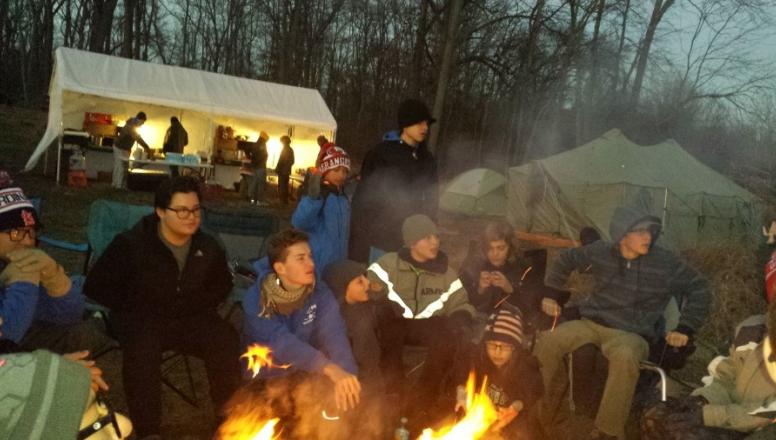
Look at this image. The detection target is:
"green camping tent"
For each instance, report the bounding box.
[507,129,761,250]
[440,168,506,216]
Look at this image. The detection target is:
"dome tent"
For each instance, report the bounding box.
[440,168,506,216]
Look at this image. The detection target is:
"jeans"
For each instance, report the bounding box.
[249,168,266,202]
[112,147,129,188]
[277,174,290,204]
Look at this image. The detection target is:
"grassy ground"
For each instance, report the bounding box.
[0,104,760,439]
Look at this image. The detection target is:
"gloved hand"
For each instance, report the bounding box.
[0,261,41,286]
[307,173,322,199]
[7,248,57,274]
[7,248,70,296]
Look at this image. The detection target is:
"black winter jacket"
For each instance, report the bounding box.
[84,215,232,319]
[276,145,295,176]
[456,344,544,411]
[349,139,438,261]
[459,254,568,325]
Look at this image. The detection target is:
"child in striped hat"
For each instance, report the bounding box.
[454,303,544,438]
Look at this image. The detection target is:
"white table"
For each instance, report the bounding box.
[122,158,214,179]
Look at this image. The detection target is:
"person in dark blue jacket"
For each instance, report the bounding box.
[291,145,351,278]
[242,228,360,415]
[0,185,101,354]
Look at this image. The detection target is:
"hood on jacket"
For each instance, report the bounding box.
[609,206,662,245]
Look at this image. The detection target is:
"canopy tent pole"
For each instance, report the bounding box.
[56,121,63,186]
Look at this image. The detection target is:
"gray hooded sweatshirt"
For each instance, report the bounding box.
[545,206,710,340]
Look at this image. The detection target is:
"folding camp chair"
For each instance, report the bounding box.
[556,298,682,421]
[201,206,280,318]
[36,199,203,407]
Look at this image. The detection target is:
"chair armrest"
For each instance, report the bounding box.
[38,235,89,253]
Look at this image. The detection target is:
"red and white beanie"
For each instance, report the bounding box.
[483,303,524,347]
[0,187,39,231]
[319,146,351,175]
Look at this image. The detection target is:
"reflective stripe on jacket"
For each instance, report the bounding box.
[367,252,474,319]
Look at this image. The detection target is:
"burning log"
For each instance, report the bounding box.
[417,371,498,439]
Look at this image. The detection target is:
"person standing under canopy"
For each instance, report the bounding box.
[163,116,188,178]
[112,112,150,189]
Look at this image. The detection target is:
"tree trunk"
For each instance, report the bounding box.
[630,0,674,107]
[121,0,136,57]
[429,0,464,155]
[89,0,119,53]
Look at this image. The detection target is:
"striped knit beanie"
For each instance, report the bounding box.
[483,304,524,347]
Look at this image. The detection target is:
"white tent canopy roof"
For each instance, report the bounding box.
[26,47,336,170]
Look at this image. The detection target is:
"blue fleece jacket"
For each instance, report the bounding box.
[0,276,85,344]
[241,258,357,379]
[291,189,350,278]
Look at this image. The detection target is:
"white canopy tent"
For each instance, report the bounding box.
[25,47,337,181]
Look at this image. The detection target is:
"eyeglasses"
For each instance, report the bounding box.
[165,206,203,219]
[5,227,37,242]
[485,342,515,353]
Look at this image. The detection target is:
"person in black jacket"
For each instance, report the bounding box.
[349,99,438,262]
[163,116,189,178]
[83,177,240,439]
[275,135,295,205]
[247,131,269,206]
[459,221,568,336]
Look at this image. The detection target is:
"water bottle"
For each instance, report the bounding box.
[394,417,409,440]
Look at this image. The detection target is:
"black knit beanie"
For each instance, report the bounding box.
[397,99,436,129]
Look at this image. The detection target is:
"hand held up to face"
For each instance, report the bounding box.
[0,260,41,286]
[490,271,513,293]
[478,271,492,293]
[6,248,70,296]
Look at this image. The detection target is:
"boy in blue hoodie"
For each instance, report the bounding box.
[242,229,360,415]
[291,145,351,278]
[0,185,98,354]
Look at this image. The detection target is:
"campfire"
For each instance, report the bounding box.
[240,343,290,378]
[418,372,498,439]
[217,416,280,440]
[215,344,289,439]
[221,345,498,439]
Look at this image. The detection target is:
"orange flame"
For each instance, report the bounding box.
[417,371,498,439]
[216,416,280,440]
[241,343,290,378]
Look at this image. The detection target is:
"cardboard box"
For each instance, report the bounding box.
[84,122,118,137]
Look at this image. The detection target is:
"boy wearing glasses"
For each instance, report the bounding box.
[453,303,543,438]
[85,176,240,439]
[0,185,93,353]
